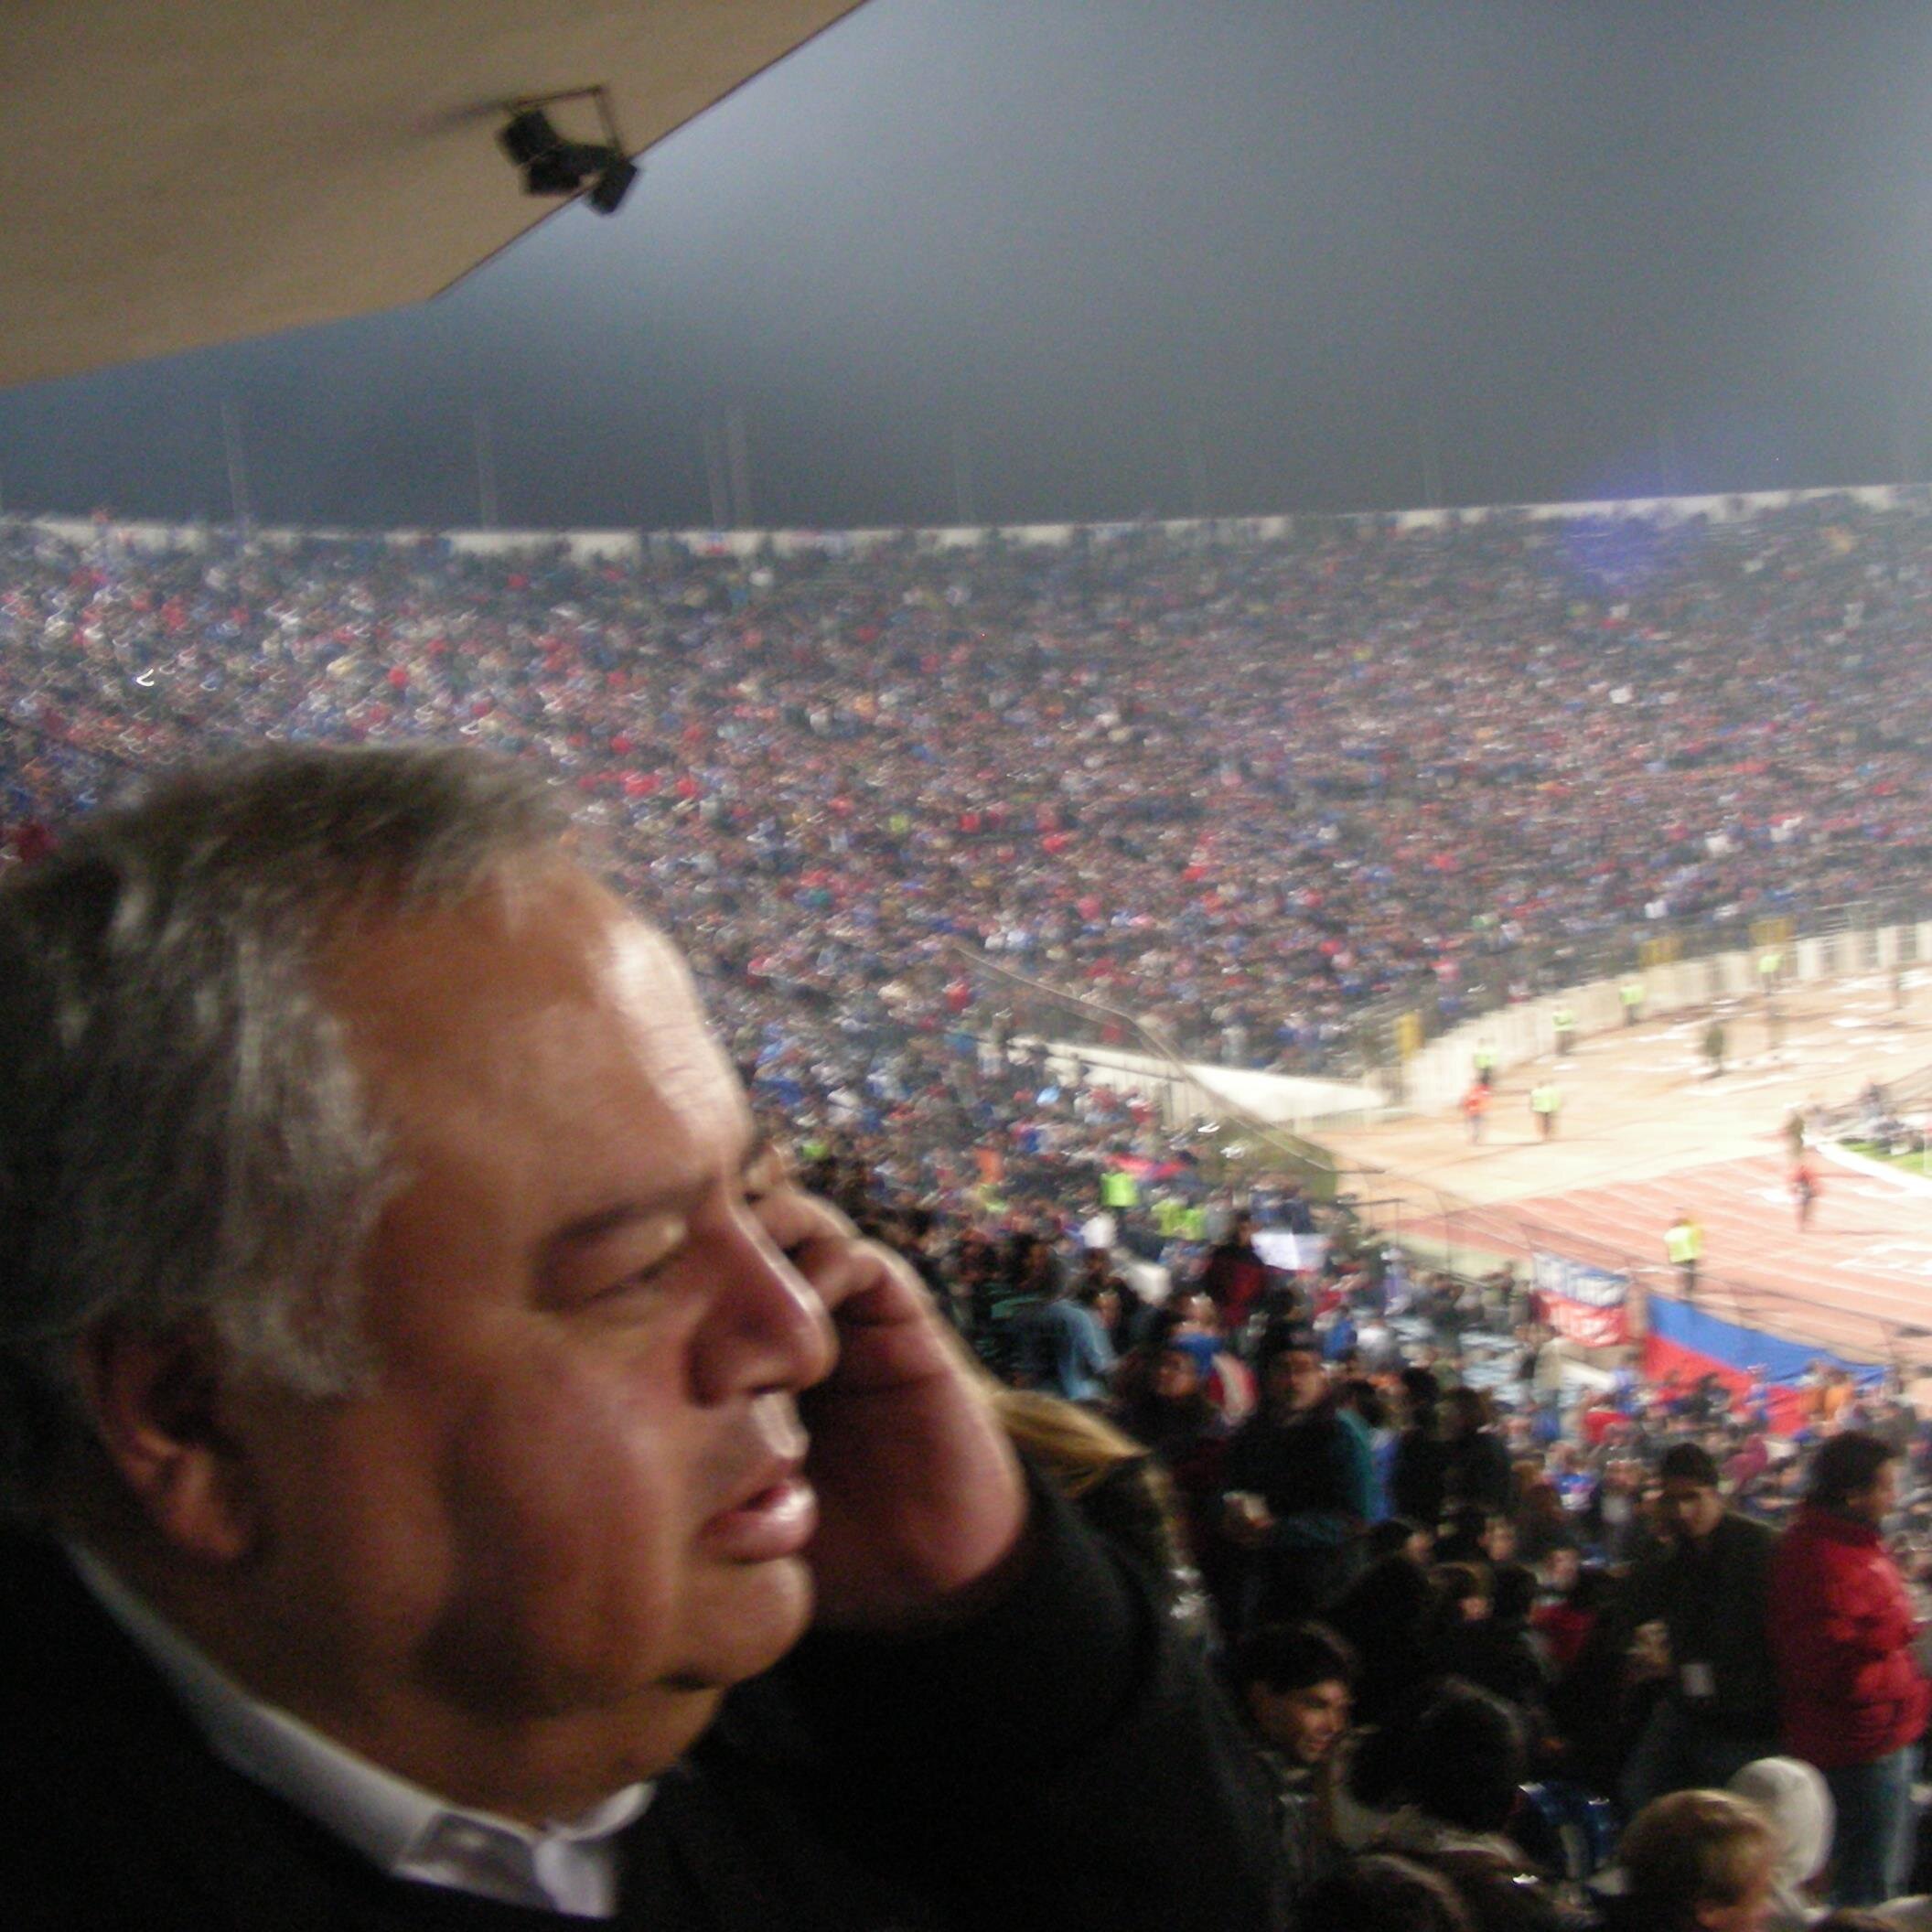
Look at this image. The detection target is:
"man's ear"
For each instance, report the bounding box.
[75,1317,259,1563]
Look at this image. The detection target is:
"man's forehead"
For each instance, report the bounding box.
[329,862,667,1012]
[324,863,742,1147]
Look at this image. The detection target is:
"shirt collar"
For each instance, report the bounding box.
[67,1544,651,1916]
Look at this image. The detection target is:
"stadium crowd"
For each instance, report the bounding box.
[5,496,1932,1927]
[5,494,1931,1088]
[948,1175,1932,1928]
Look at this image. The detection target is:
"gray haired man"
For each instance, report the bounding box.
[0,746,1279,1930]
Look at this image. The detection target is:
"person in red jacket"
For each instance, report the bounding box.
[1768,1430,1931,1905]
[1201,1213,1274,1338]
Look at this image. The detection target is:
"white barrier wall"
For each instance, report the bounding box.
[1398,920,1932,1113]
[18,476,1927,567]
[1036,1040,1382,1132]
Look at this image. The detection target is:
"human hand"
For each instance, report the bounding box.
[755,1186,1027,1629]
[1222,1492,1276,1548]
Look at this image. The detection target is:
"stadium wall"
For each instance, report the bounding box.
[1036,1042,1382,1132]
[1398,920,1932,1113]
[23,477,1928,564]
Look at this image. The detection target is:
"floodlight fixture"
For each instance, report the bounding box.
[497,88,639,217]
[498,107,563,171]
[588,155,639,216]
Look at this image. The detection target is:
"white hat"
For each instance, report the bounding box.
[1730,1755,1834,1892]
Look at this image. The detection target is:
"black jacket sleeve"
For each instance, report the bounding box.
[738,1463,1288,1931]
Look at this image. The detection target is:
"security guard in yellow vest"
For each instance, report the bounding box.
[1665,1209,1703,1303]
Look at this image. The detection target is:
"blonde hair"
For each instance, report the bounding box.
[992,1388,1197,1583]
[1621,1789,1776,1928]
[993,1388,1145,1499]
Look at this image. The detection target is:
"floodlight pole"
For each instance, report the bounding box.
[1183,418,1208,521]
[700,417,729,530]
[220,399,252,532]
[725,406,753,529]
[473,407,498,530]
[950,424,976,525]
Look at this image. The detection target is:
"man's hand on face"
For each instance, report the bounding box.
[753,1185,1028,1631]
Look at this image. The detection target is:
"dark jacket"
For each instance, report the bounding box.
[0,1476,1284,1931]
[1619,1509,1780,1740]
[1221,1399,1374,1620]
[1433,1615,1551,1732]
[1769,1502,1931,1769]
[1390,1425,1450,1528]
[1442,1429,1514,1516]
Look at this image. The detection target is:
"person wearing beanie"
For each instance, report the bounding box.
[1730,1757,1834,1931]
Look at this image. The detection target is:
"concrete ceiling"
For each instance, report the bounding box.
[0,0,868,390]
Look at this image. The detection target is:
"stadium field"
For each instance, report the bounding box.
[1321,969,1932,1367]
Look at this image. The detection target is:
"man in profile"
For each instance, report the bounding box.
[0,746,1279,1929]
[1616,1441,1780,1816]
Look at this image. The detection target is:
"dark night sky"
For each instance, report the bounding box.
[7,0,1932,532]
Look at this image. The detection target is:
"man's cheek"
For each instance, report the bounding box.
[445,1368,675,1633]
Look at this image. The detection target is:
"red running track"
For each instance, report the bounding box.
[1424,1153,1932,1364]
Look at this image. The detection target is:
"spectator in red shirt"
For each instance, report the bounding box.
[1202,1214,1272,1338]
[1768,1431,1931,1905]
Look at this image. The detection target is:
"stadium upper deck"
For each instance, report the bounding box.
[2,491,1929,1099]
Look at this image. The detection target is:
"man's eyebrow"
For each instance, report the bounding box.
[546,1136,781,1250]
[739,1133,785,1188]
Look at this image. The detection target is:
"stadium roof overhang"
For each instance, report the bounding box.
[0,0,867,391]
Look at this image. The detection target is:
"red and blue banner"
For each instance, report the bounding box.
[1532,1250,1630,1348]
[1642,1293,1884,1433]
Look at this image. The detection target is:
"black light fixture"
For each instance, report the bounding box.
[497,89,638,217]
[498,106,563,171]
[588,155,639,216]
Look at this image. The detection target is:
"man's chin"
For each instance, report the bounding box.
[666,1556,815,1690]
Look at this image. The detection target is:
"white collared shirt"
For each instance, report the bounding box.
[69,1546,652,1917]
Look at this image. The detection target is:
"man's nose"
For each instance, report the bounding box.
[690,1203,839,1405]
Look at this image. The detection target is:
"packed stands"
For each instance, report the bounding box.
[5,494,1931,1075]
[9,490,1932,1922]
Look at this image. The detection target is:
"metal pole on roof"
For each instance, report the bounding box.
[220,399,252,532]
[725,406,753,529]
[950,423,976,526]
[473,407,498,531]
[1183,418,1209,521]
[1418,416,1442,511]
[700,417,729,531]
